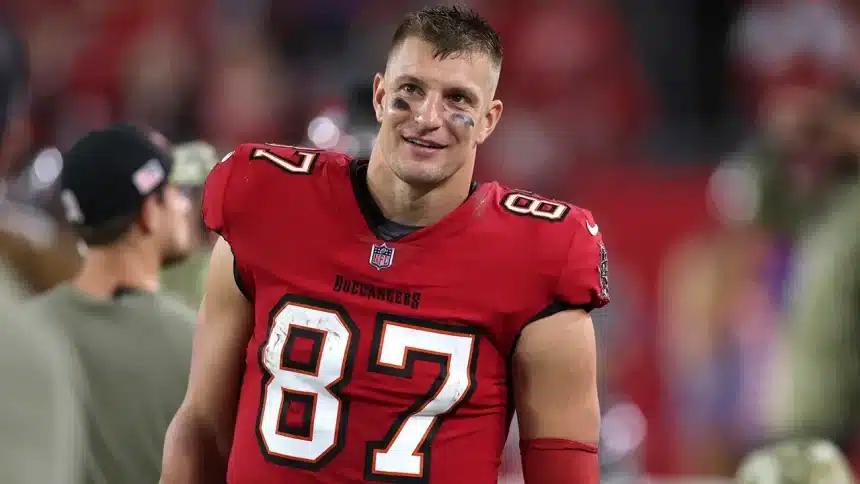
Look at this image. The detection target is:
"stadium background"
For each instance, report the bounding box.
[2,0,860,481]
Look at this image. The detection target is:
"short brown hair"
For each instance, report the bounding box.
[391,5,502,67]
[74,190,165,246]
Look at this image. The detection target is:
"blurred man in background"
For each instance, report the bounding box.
[0,18,86,484]
[770,82,860,460]
[0,9,81,297]
[20,123,196,483]
[662,70,860,472]
[0,17,31,297]
[160,140,221,308]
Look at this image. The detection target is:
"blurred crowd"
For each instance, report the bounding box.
[1,0,860,482]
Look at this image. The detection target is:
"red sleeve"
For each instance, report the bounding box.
[201,149,239,236]
[554,208,610,311]
[521,439,599,484]
[201,146,256,299]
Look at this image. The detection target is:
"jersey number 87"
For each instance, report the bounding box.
[256,295,480,482]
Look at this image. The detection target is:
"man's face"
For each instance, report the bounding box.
[372,37,503,186]
[155,184,194,266]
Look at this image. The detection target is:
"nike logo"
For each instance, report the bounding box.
[586,220,599,236]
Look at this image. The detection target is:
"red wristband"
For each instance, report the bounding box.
[520,438,599,484]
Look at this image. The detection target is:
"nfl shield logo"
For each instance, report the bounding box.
[369,243,395,270]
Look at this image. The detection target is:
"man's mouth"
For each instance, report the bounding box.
[403,136,446,149]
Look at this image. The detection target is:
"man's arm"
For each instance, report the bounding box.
[513,308,600,484]
[161,238,253,483]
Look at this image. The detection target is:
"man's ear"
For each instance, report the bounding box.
[372,73,386,123]
[138,194,161,235]
[477,99,503,145]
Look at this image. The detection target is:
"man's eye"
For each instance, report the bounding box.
[402,84,418,93]
[449,94,467,104]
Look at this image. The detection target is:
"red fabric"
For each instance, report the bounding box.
[520,438,599,484]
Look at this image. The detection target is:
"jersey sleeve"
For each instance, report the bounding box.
[200,145,256,299]
[201,143,327,236]
[554,208,610,311]
[201,148,241,236]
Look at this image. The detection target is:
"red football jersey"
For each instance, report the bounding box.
[202,144,610,484]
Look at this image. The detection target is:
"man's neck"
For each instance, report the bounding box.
[366,151,474,227]
[73,246,160,300]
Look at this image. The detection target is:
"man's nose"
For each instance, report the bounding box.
[413,92,445,129]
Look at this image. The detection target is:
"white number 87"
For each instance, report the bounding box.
[256,296,478,481]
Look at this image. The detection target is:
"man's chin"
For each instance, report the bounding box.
[393,162,450,187]
[391,152,446,179]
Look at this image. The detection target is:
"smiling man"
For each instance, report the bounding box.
[162,5,610,484]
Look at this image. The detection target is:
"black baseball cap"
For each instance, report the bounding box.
[60,123,174,228]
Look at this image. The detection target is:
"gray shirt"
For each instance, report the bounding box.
[22,284,195,484]
[0,275,84,484]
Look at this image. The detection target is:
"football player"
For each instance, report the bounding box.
[162,5,609,484]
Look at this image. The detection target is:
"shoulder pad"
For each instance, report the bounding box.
[554,205,610,310]
[202,143,348,239]
[493,187,609,311]
[244,143,324,175]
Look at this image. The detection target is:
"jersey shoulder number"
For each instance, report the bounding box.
[494,186,609,310]
[499,190,571,222]
[247,143,323,175]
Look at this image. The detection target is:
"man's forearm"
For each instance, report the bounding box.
[161,411,229,484]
